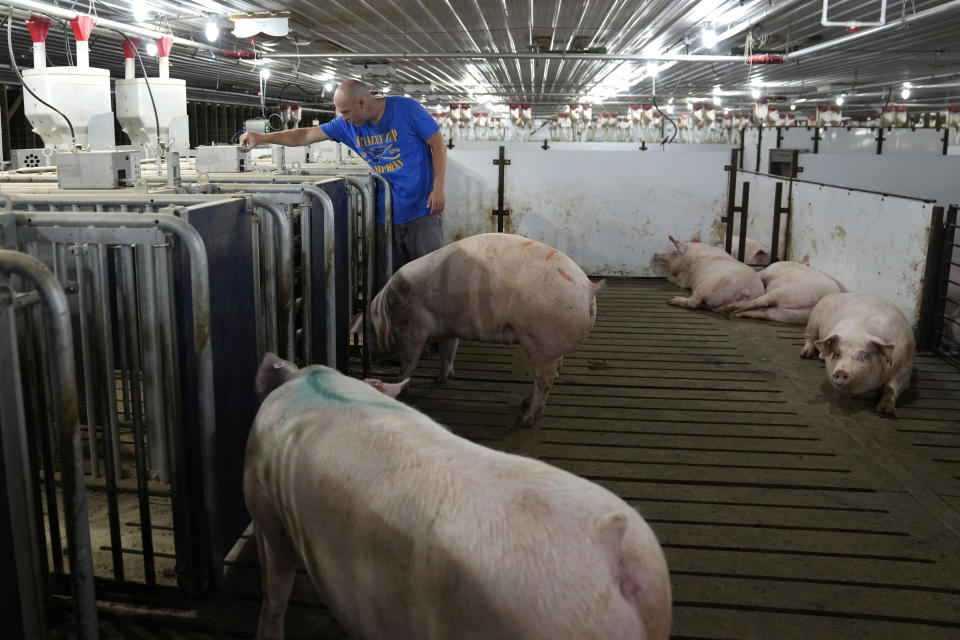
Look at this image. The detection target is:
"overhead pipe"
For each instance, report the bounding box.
[263,51,748,64]
[786,0,960,60]
[0,0,223,54]
[713,0,807,47]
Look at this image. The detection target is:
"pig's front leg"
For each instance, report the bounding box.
[667,291,703,309]
[398,330,429,382]
[876,363,913,415]
[800,318,822,358]
[245,473,298,640]
[436,337,459,384]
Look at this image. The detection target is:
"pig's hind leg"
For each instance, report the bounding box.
[245,473,298,640]
[518,354,563,427]
[436,337,459,383]
[734,307,811,325]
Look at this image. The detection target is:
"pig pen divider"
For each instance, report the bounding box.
[728,169,940,329]
[931,204,959,363]
[0,245,98,640]
[0,205,260,609]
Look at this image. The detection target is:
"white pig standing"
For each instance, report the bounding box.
[721,258,842,324]
[245,353,672,640]
[653,235,764,311]
[800,293,915,415]
[356,233,604,427]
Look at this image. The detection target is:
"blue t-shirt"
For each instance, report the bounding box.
[321,96,440,224]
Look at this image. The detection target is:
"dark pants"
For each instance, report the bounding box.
[376,213,443,292]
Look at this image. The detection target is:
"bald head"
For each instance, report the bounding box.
[333,79,385,125]
[334,79,372,104]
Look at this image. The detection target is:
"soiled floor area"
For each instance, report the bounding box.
[93,278,960,639]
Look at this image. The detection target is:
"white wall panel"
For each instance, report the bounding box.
[789,183,933,323]
[443,142,731,276]
[799,154,960,208]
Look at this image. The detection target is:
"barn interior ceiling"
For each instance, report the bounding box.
[1,0,958,119]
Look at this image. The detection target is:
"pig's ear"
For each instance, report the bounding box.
[668,235,685,253]
[814,334,839,359]
[255,352,299,402]
[755,249,769,262]
[800,254,810,266]
[871,339,895,367]
[364,377,410,398]
[350,313,363,335]
[689,231,702,243]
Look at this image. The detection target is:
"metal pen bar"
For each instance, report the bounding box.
[92,243,125,579]
[20,306,51,582]
[344,176,375,377]
[0,262,47,640]
[121,246,156,585]
[298,198,313,363]
[74,243,100,478]
[723,148,739,254]
[17,212,223,587]
[252,196,294,361]
[138,244,168,484]
[368,173,393,277]
[259,206,279,355]
[737,182,750,263]
[154,238,196,592]
[249,205,265,358]
[32,296,65,575]
[0,249,99,640]
[115,247,133,424]
[298,184,338,369]
[206,185,335,366]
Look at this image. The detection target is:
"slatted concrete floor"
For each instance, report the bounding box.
[92,278,960,639]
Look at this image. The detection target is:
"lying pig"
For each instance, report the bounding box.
[696,232,770,266]
[728,235,771,266]
[355,233,604,426]
[654,235,764,311]
[721,258,842,324]
[800,293,915,415]
[246,353,672,640]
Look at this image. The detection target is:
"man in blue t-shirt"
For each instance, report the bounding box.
[239,79,447,290]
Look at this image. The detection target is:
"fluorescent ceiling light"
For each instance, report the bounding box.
[205,20,219,43]
[702,24,718,49]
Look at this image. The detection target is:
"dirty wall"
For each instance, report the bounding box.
[443,142,732,276]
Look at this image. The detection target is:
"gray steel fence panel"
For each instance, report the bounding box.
[0,248,99,640]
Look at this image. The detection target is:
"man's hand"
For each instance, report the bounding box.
[238,130,262,152]
[427,188,445,215]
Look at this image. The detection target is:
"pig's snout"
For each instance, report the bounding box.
[831,369,850,387]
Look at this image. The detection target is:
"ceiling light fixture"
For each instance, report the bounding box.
[751,87,760,99]
[835,95,844,106]
[701,23,718,49]
[790,104,797,111]
[205,19,219,43]
[131,0,149,23]
[145,41,158,57]
[900,87,911,99]
[260,68,271,80]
